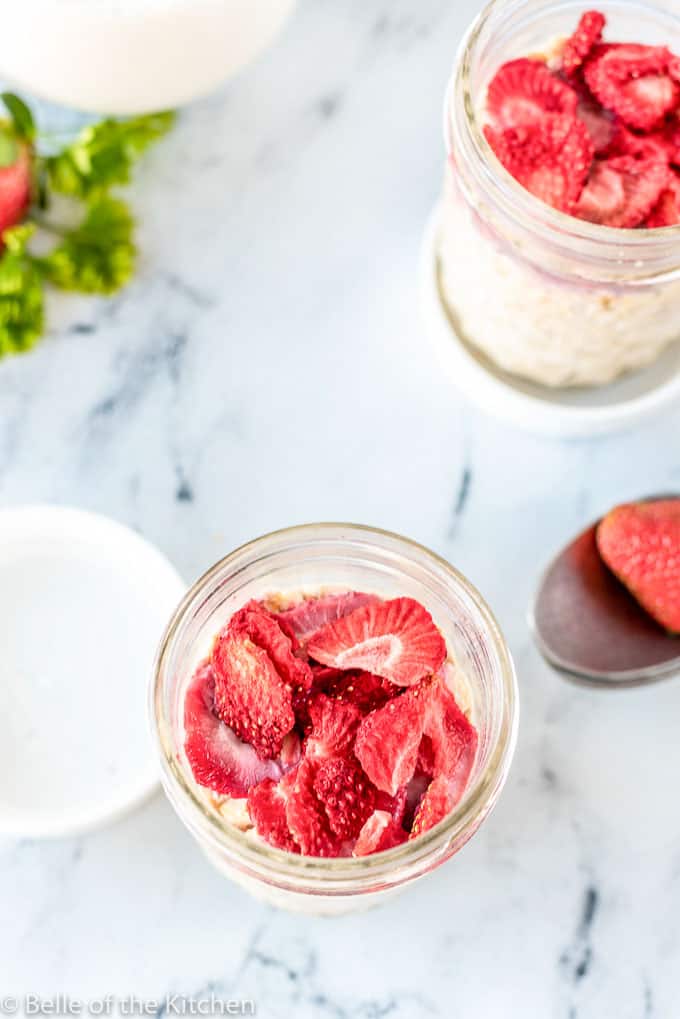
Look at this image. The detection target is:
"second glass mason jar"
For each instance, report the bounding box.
[150,524,518,915]
[439,0,680,389]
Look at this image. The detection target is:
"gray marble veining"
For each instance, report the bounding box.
[1,1,679,1016]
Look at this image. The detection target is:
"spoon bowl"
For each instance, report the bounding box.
[529,496,680,687]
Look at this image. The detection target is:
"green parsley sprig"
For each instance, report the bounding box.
[0,94,175,358]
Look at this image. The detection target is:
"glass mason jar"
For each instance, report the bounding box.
[150,524,518,915]
[439,0,680,388]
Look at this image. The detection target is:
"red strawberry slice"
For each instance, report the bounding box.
[230,600,313,699]
[596,500,680,633]
[285,758,343,857]
[313,756,376,841]
[183,662,283,796]
[486,58,578,129]
[354,680,434,795]
[304,692,363,758]
[585,44,680,131]
[423,680,478,807]
[277,591,380,644]
[353,810,407,856]
[212,632,295,760]
[247,776,299,852]
[484,114,593,213]
[561,10,606,76]
[306,597,446,688]
[575,155,668,227]
[375,785,408,827]
[576,100,616,155]
[0,138,31,236]
[409,776,453,839]
[319,669,398,714]
[646,172,680,227]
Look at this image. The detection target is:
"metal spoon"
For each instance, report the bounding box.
[528,495,680,688]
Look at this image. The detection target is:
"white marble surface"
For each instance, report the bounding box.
[1,1,680,1016]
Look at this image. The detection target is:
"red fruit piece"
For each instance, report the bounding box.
[285,758,342,857]
[183,662,283,796]
[247,776,299,853]
[353,811,408,856]
[410,776,453,839]
[576,100,616,156]
[484,114,594,213]
[596,500,680,634]
[584,44,680,132]
[575,155,668,227]
[212,632,295,760]
[230,600,313,698]
[313,756,376,840]
[307,597,446,688]
[423,680,478,807]
[561,11,606,76]
[354,680,433,795]
[277,591,380,644]
[304,692,363,758]
[645,171,680,227]
[320,669,398,714]
[375,785,408,827]
[0,138,31,236]
[486,58,578,129]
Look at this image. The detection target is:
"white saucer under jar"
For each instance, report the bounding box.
[150,524,518,915]
[439,0,680,390]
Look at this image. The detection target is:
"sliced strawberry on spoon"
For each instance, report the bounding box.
[486,57,578,129]
[596,500,680,634]
[183,662,283,796]
[306,596,446,687]
[585,44,680,131]
[561,10,606,77]
[484,114,594,213]
[575,154,668,227]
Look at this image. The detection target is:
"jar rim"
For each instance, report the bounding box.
[445,0,680,279]
[149,522,519,896]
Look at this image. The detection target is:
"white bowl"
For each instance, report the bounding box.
[421,203,680,439]
[0,505,185,838]
[0,0,296,114]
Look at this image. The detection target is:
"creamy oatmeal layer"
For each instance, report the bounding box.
[438,168,680,388]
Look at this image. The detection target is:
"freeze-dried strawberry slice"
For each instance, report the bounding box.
[354,680,434,795]
[307,597,446,688]
[320,669,398,714]
[484,115,593,213]
[575,155,668,227]
[353,811,408,856]
[277,591,380,644]
[646,172,680,227]
[423,681,478,807]
[230,600,313,699]
[304,693,362,758]
[561,11,606,76]
[313,756,376,840]
[596,500,680,633]
[375,786,408,827]
[285,758,342,857]
[183,662,283,796]
[247,776,299,853]
[212,632,295,759]
[486,58,578,129]
[576,100,616,155]
[409,776,453,839]
[585,44,680,131]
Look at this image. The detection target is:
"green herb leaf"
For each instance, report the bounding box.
[1,92,36,142]
[37,195,136,295]
[0,127,18,168]
[0,224,44,357]
[46,111,175,199]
